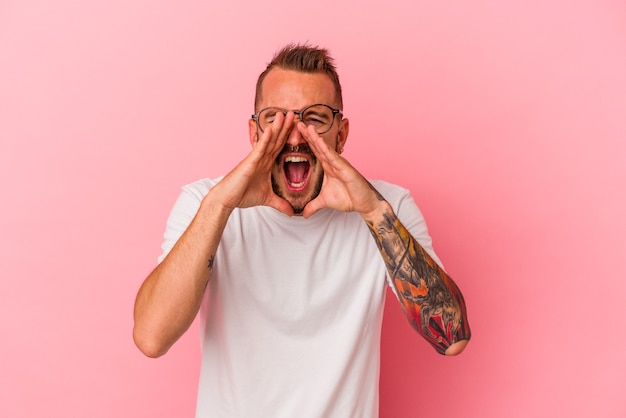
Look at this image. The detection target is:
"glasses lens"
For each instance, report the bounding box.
[258,108,285,132]
[302,105,334,133]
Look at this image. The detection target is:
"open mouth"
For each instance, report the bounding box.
[283,156,311,191]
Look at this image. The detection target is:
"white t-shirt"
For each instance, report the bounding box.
[159,178,441,418]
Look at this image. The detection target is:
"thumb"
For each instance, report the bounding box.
[301,197,324,219]
[266,195,295,217]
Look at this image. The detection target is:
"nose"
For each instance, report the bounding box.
[284,111,306,146]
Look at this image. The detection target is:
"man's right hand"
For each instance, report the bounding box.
[207,111,295,216]
[133,112,298,358]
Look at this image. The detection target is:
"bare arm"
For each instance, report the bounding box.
[133,113,295,357]
[132,197,231,358]
[363,198,471,356]
[300,123,471,355]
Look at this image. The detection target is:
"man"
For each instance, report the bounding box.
[133,44,470,417]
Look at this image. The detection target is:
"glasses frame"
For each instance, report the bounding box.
[252,103,342,135]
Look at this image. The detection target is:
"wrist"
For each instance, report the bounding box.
[197,190,235,227]
[360,199,393,224]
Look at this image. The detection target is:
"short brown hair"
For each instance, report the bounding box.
[254,43,343,110]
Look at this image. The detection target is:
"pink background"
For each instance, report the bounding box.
[1,0,625,417]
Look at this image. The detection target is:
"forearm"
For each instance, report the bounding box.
[363,200,471,355]
[133,194,232,357]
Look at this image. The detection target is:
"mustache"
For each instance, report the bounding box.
[280,144,317,160]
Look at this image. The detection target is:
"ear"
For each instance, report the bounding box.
[336,117,349,153]
[248,118,258,147]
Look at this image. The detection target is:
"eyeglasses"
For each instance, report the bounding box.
[252,104,342,134]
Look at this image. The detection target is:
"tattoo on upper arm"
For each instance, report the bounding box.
[366,212,470,354]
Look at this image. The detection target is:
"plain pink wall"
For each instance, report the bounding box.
[1,0,625,417]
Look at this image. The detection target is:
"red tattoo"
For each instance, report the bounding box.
[367,211,470,354]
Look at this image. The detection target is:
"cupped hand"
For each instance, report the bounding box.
[298,123,386,219]
[209,112,295,216]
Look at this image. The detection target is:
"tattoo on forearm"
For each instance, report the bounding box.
[366,211,470,354]
[368,181,386,202]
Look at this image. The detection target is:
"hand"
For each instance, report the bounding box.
[298,123,387,219]
[208,112,296,216]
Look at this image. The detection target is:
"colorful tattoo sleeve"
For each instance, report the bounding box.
[366,209,471,354]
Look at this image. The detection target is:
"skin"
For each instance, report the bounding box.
[249,68,349,214]
[133,68,470,358]
[364,204,470,354]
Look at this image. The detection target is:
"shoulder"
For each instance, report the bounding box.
[369,179,409,194]
[368,179,413,208]
[166,177,224,226]
[157,176,224,263]
[369,179,442,267]
[180,177,224,201]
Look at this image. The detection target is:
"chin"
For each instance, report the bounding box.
[280,190,314,215]
[272,172,324,215]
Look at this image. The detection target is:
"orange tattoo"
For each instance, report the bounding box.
[367,211,470,354]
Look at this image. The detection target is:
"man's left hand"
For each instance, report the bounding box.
[298,123,386,219]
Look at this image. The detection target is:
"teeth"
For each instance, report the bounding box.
[289,180,306,187]
[285,156,308,163]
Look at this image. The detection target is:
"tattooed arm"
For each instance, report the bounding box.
[365,199,471,356]
[299,123,470,355]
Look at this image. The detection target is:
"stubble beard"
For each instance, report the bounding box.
[271,169,324,216]
[269,140,337,216]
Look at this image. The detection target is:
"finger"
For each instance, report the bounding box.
[253,122,275,155]
[298,123,335,162]
[297,122,318,148]
[301,196,324,218]
[254,112,290,159]
[266,195,295,217]
[265,112,285,155]
[271,111,295,152]
[297,123,327,165]
[299,125,348,179]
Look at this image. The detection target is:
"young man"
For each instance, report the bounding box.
[134,44,470,417]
